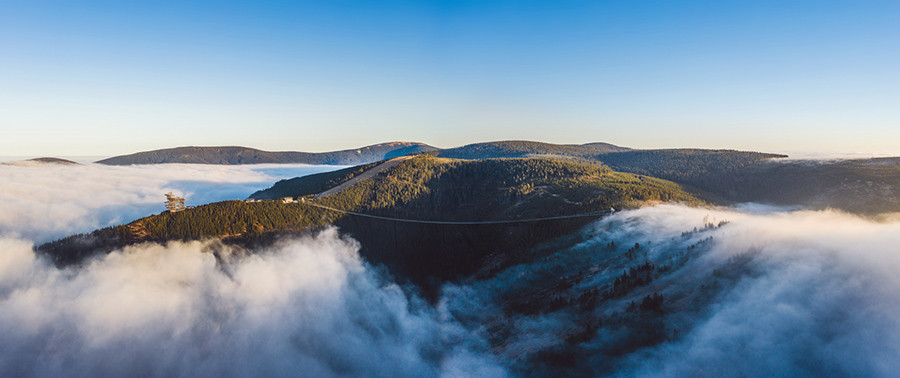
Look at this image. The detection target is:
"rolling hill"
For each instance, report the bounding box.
[95,140,633,165]
[433,140,631,160]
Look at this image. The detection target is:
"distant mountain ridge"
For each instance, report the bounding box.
[94,140,900,213]
[2,157,81,166]
[95,140,633,165]
[96,142,435,165]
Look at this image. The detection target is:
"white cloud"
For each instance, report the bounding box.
[0,230,505,377]
[601,205,900,377]
[0,162,341,242]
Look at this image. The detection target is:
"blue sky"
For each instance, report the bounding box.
[1,1,898,156]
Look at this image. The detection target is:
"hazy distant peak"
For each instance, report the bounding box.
[27,157,81,165]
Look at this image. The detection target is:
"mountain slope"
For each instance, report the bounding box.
[96,142,435,165]
[594,149,788,201]
[729,157,900,213]
[40,156,703,292]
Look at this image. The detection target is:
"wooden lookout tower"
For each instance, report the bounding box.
[165,192,186,212]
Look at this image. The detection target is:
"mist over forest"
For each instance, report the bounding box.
[2,162,900,376]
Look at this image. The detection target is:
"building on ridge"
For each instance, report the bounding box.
[165,192,186,212]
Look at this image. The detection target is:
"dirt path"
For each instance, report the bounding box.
[315,156,413,198]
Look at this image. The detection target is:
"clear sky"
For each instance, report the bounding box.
[1,0,898,156]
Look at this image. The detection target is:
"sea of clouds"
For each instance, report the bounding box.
[602,205,900,377]
[2,162,900,376]
[0,230,505,377]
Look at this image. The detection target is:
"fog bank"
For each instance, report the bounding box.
[0,229,505,377]
[600,206,900,376]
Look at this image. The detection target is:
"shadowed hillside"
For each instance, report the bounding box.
[596,150,900,213]
[731,157,900,213]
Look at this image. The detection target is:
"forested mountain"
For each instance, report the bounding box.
[95,142,434,165]
[39,155,702,293]
[594,149,788,201]
[595,150,900,213]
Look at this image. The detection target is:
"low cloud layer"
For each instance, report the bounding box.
[596,205,900,376]
[0,230,505,377]
[0,162,340,242]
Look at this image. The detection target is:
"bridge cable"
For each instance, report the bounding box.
[298,200,613,225]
